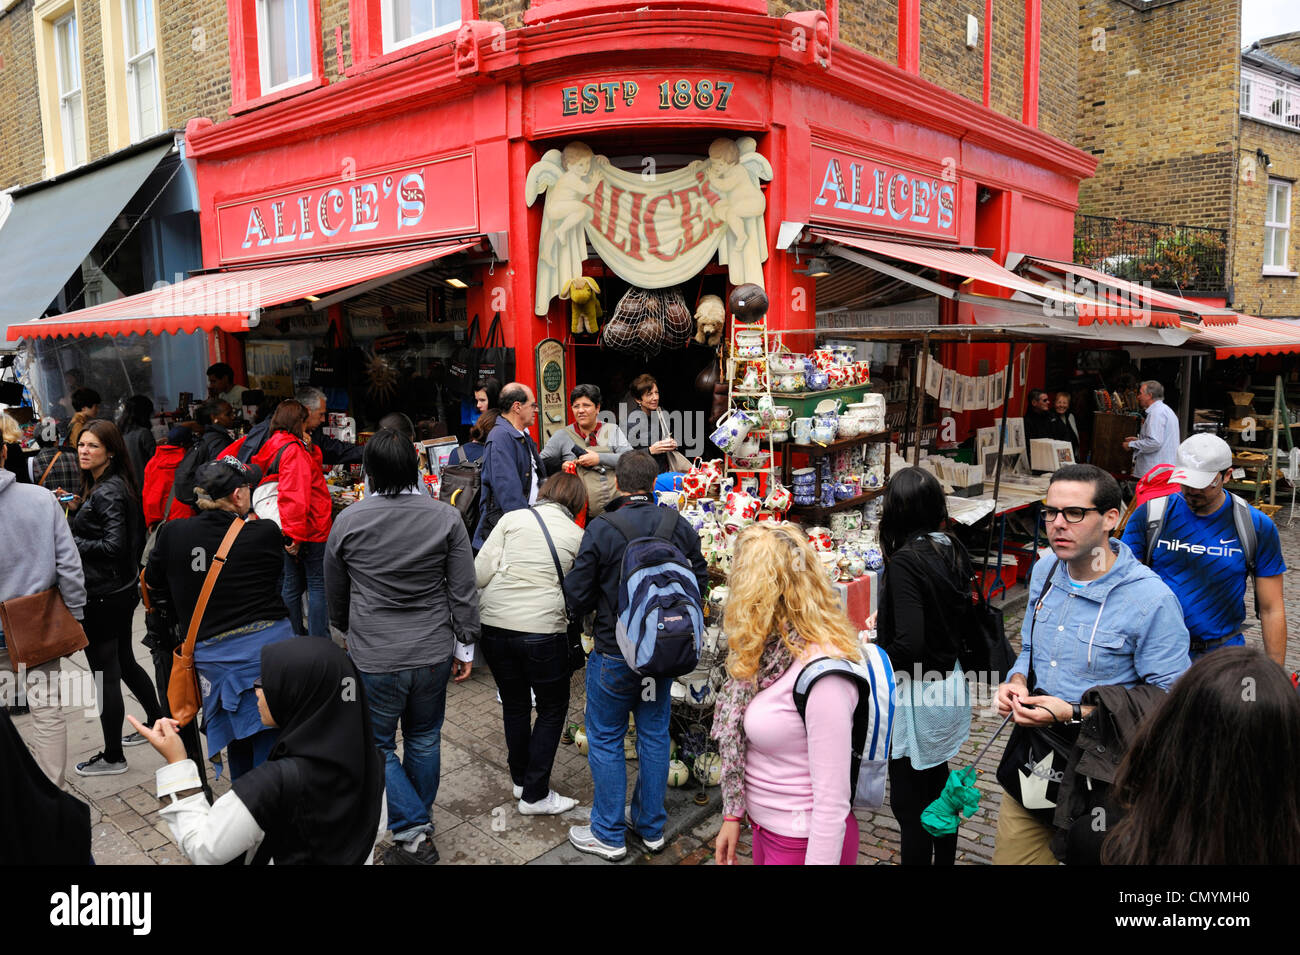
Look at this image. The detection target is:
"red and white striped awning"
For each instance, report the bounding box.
[1016,255,1239,326]
[816,233,1180,327]
[5,240,480,341]
[1184,314,1300,358]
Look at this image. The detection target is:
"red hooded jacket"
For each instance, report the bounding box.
[252,430,332,543]
[142,445,195,527]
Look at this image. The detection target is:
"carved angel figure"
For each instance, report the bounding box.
[527,142,599,315]
[702,137,773,288]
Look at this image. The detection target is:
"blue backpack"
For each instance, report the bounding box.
[793,645,897,810]
[604,509,704,678]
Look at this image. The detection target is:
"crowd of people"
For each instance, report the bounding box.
[0,362,1295,867]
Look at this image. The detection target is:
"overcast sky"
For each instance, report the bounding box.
[1242,0,1300,46]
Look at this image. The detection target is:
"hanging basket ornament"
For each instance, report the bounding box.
[601,286,693,357]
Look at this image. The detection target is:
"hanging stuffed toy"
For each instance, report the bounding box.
[693,294,725,346]
[560,276,603,334]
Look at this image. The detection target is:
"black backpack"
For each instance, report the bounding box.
[170,441,212,507]
[437,446,482,537]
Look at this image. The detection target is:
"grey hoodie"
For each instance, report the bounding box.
[0,469,86,640]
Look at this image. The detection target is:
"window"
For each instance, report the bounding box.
[383,0,460,52]
[124,0,160,140]
[1241,66,1300,132]
[54,13,85,169]
[257,0,312,92]
[1265,179,1292,273]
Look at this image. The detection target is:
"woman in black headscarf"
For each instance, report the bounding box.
[0,709,91,864]
[128,637,386,864]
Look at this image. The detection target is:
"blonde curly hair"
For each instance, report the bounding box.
[723,522,860,682]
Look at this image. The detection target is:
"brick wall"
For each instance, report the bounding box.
[1076,0,1240,229]
[160,0,231,130]
[1037,0,1076,141]
[479,0,527,29]
[1233,118,1300,319]
[0,2,43,188]
[81,0,107,159]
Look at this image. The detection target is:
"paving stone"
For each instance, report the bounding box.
[436,821,526,865]
[90,822,155,865]
[106,810,151,834]
[122,787,159,815]
[129,826,171,852]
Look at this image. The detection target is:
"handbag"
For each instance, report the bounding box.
[310,324,348,388]
[475,312,516,388]
[0,588,88,670]
[941,540,1017,685]
[168,517,245,727]
[995,559,1076,824]
[447,314,481,397]
[527,508,587,674]
[657,409,693,473]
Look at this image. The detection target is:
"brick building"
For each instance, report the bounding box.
[1074,0,1300,321]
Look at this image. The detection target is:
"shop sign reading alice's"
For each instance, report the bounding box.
[808,144,958,241]
[527,137,772,315]
[214,153,478,264]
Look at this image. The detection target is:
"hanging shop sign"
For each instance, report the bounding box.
[535,337,567,446]
[215,152,478,265]
[808,143,958,242]
[527,137,772,315]
[530,71,766,136]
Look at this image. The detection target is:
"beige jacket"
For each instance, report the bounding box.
[475,501,585,633]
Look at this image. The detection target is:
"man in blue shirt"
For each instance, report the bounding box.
[994,464,1189,865]
[1122,380,1180,478]
[1121,433,1287,666]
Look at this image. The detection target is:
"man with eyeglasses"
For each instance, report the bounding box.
[993,463,1189,865]
[473,382,547,551]
[1121,434,1287,666]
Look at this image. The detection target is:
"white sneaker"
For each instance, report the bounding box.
[513,784,523,799]
[519,790,579,815]
[625,804,666,852]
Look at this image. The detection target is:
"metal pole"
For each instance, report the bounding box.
[912,334,930,465]
[1272,373,1282,507]
[981,342,1017,586]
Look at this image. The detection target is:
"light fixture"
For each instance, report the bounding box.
[304,294,320,302]
[445,277,469,289]
[141,355,152,363]
[1256,148,1272,169]
[795,256,831,278]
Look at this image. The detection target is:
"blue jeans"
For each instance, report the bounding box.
[283,541,329,637]
[359,660,452,839]
[584,651,671,847]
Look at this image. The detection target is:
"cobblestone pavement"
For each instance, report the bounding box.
[12,514,1300,865]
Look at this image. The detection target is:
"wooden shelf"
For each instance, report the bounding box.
[787,487,886,520]
[784,431,891,457]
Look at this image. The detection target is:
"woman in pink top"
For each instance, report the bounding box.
[712,523,862,865]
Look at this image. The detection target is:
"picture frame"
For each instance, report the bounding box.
[940,369,956,409]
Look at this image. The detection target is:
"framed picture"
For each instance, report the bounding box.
[940,369,956,408]
[974,376,989,410]
[421,437,460,478]
[925,359,943,399]
[1055,444,1076,468]
[963,376,977,410]
[988,370,1004,410]
[1006,417,1026,452]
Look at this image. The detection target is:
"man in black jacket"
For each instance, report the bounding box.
[562,451,708,861]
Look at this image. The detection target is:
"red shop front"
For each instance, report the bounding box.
[177,0,1095,444]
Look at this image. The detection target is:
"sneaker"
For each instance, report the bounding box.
[625,805,666,852]
[74,753,128,777]
[519,791,578,815]
[512,784,523,799]
[568,825,626,861]
[385,833,439,865]
[121,732,149,747]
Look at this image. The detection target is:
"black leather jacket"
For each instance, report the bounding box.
[71,474,144,596]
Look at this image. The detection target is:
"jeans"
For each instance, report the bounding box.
[283,541,329,637]
[479,625,571,803]
[584,651,670,847]
[359,660,452,839]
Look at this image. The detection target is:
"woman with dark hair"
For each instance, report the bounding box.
[251,399,333,637]
[456,409,499,465]
[1103,647,1300,865]
[474,378,501,417]
[117,394,157,485]
[68,419,163,776]
[475,471,588,814]
[625,374,684,474]
[874,466,973,865]
[128,637,386,864]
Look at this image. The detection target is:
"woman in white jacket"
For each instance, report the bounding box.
[475,472,587,816]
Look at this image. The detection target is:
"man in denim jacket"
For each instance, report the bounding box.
[994,464,1189,865]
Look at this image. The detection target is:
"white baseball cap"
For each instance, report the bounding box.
[1169,433,1232,489]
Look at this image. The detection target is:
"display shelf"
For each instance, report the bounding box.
[786,486,885,521]
[784,430,891,457]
